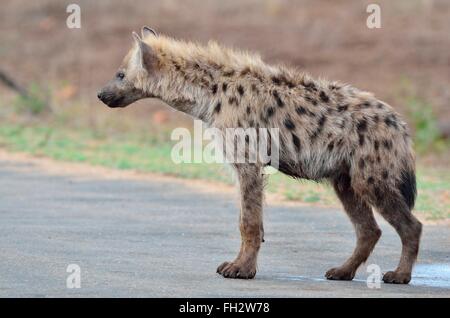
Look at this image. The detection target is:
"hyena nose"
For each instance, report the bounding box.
[97,91,104,100]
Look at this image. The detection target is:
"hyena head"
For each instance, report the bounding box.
[97,27,159,108]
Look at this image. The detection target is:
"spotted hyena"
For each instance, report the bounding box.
[98,27,422,284]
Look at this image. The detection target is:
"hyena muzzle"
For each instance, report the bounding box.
[98,27,422,284]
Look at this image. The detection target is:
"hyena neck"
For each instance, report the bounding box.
[143,67,209,119]
[142,35,278,122]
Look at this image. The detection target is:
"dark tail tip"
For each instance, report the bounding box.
[399,168,417,210]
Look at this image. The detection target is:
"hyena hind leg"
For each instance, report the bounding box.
[373,191,422,284]
[325,174,382,281]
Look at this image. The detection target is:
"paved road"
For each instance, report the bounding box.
[0,159,449,297]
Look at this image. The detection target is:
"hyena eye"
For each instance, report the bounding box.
[116,72,125,80]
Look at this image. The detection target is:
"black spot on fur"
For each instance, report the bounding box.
[273,90,284,107]
[383,139,392,150]
[382,170,389,179]
[374,140,379,151]
[329,84,340,90]
[308,110,316,117]
[302,81,317,92]
[359,158,365,169]
[376,102,384,109]
[374,187,383,202]
[198,111,208,121]
[173,62,181,71]
[237,85,244,96]
[327,142,334,151]
[251,84,258,92]
[305,96,318,106]
[286,80,295,88]
[338,104,349,112]
[240,67,251,76]
[292,133,301,151]
[222,83,228,92]
[384,115,398,129]
[284,118,295,130]
[214,101,221,114]
[228,96,238,106]
[210,62,222,70]
[272,75,295,88]
[357,119,368,133]
[281,76,295,88]
[399,168,417,209]
[360,101,371,108]
[223,70,235,77]
[319,91,329,103]
[266,106,275,118]
[200,79,210,88]
[211,84,218,95]
[246,106,251,115]
[310,131,319,140]
[358,133,365,146]
[367,176,375,184]
[260,112,267,124]
[296,106,307,115]
[310,115,326,140]
[318,114,327,128]
[271,76,281,85]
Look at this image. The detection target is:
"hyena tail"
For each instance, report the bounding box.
[399,167,417,210]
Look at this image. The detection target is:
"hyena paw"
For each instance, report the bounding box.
[216,261,256,279]
[325,266,355,281]
[382,271,411,284]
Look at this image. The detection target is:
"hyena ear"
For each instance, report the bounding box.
[141,26,157,39]
[132,32,156,72]
[132,31,141,45]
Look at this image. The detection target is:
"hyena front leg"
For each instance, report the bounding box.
[217,164,264,279]
[325,174,382,281]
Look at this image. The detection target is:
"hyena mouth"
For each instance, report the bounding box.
[99,95,126,108]
[107,96,126,108]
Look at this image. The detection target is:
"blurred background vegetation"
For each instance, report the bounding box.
[0,0,449,220]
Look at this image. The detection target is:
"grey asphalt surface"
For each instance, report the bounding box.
[0,159,449,297]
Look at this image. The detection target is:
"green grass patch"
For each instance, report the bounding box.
[0,122,448,221]
[13,83,50,115]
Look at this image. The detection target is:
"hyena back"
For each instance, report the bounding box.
[98,27,422,284]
